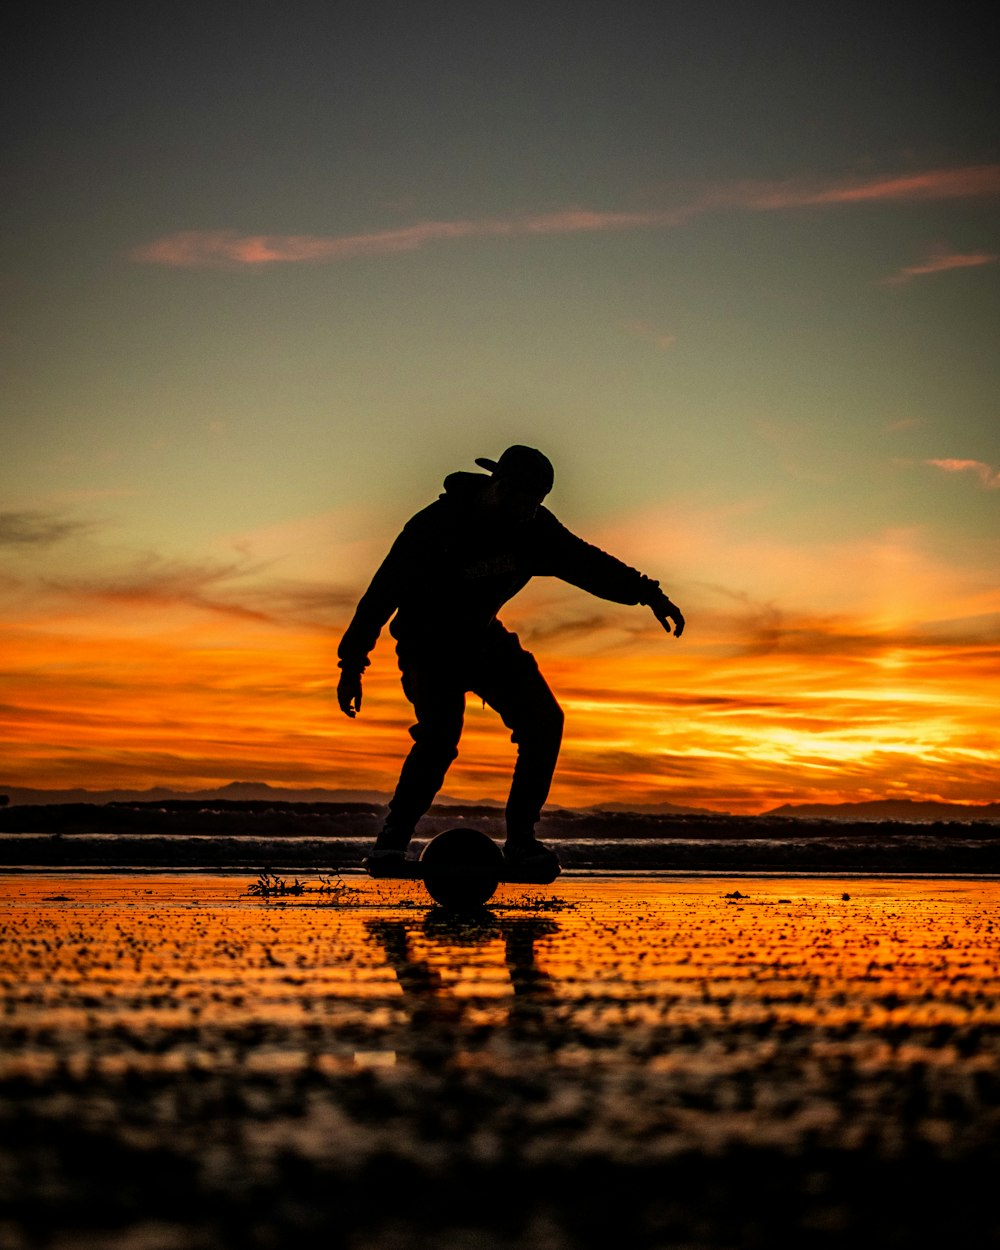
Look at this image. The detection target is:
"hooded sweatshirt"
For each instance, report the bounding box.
[337,472,669,672]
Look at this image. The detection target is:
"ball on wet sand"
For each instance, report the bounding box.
[419,828,504,910]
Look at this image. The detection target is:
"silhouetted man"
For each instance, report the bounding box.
[337,446,684,880]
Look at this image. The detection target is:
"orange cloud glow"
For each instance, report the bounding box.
[883,248,999,285]
[925,459,1000,488]
[131,209,684,269]
[132,165,1000,269]
[739,164,1000,208]
[3,512,999,811]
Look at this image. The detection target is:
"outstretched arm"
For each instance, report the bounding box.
[540,514,686,640]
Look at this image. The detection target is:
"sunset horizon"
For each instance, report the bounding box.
[3,502,998,816]
[3,5,997,819]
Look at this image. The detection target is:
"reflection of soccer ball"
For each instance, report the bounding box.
[419,827,504,910]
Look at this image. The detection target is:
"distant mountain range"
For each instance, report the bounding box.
[0,781,396,807]
[0,781,721,815]
[1,782,997,821]
[764,798,1000,822]
[584,800,728,817]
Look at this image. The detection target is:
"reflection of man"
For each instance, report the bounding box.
[338,446,684,880]
[366,915,559,1059]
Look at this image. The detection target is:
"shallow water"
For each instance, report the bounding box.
[2,872,999,1248]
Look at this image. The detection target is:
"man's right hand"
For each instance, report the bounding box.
[337,670,363,718]
[651,595,685,638]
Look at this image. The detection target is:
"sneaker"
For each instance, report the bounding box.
[503,838,561,884]
[363,848,420,879]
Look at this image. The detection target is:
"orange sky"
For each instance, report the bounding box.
[3,499,998,812]
[4,9,997,812]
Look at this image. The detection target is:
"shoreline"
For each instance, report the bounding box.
[3,803,999,874]
[2,832,999,874]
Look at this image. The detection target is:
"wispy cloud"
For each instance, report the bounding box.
[736,164,1000,209]
[133,164,1000,269]
[40,553,272,620]
[926,459,1000,488]
[42,552,358,628]
[132,209,684,269]
[883,248,999,286]
[624,319,676,350]
[0,510,95,547]
[2,506,380,631]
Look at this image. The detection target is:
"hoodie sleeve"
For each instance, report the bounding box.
[336,506,438,672]
[535,512,672,608]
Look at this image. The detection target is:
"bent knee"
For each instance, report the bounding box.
[514,696,564,746]
[408,721,462,758]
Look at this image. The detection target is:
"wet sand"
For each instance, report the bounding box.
[1,872,999,1248]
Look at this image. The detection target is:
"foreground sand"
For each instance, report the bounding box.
[1,872,998,1248]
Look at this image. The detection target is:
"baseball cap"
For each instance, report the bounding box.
[474,445,554,496]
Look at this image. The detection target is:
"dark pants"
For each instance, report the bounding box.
[380,627,564,849]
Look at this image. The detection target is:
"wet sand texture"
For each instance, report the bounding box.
[1,874,999,1248]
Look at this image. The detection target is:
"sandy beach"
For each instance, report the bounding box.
[2,871,998,1248]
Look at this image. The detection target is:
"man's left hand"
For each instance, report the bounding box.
[652,597,685,638]
[337,670,363,717]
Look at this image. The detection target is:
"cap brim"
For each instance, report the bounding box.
[474,457,499,472]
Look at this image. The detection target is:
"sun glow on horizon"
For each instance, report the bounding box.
[2,557,998,813]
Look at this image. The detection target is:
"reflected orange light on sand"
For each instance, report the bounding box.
[5,874,999,1245]
[2,587,998,810]
[4,875,1000,1051]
